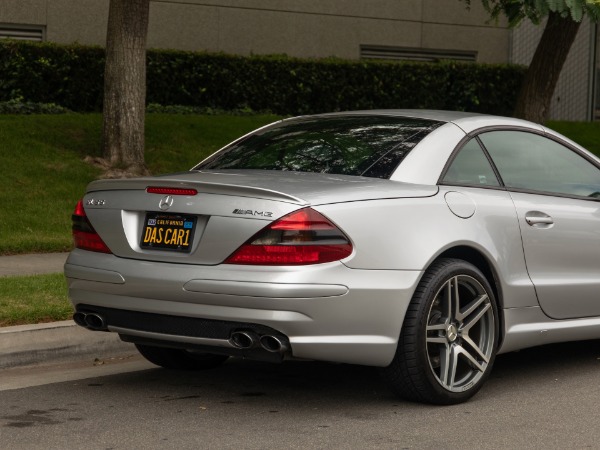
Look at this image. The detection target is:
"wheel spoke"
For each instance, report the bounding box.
[427,322,447,344]
[439,344,458,388]
[455,344,486,373]
[451,276,460,320]
[426,323,446,332]
[461,335,490,364]
[442,279,453,320]
[458,293,488,322]
[461,301,491,332]
[427,336,448,344]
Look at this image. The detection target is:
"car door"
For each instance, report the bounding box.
[479,130,600,319]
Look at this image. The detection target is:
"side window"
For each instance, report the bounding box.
[442,139,500,187]
[479,131,600,198]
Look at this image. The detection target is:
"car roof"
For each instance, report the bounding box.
[299,109,543,134]
[324,109,482,122]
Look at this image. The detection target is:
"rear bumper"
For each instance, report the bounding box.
[64,249,422,367]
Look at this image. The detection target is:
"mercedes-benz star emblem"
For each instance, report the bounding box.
[159,195,174,211]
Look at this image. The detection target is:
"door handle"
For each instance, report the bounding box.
[525,212,554,227]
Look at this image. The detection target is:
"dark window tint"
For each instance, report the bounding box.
[442,139,500,187]
[194,116,443,179]
[480,131,600,198]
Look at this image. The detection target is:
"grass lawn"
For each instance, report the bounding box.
[0,113,280,255]
[547,121,600,154]
[0,273,71,326]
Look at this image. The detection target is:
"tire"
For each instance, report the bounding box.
[135,344,229,370]
[381,258,499,405]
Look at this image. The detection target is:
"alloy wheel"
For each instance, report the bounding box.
[425,275,495,392]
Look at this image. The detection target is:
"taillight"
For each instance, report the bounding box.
[72,199,112,254]
[225,208,352,265]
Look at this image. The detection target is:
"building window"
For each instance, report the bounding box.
[0,24,45,42]
[360,45,477,63]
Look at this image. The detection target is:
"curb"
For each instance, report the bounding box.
[0,320,134,369]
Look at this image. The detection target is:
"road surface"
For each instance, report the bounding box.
[1,341,600,449]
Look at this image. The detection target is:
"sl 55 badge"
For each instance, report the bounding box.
[86,199,106,206]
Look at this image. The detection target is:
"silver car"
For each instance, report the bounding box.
[65,110,600,404]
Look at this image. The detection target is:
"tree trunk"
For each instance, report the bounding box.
[513,11,581,124]
[102,0,150,177]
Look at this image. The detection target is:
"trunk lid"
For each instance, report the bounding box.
[83,170,437,264]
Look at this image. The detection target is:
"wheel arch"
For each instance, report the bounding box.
[383,246,503,404]
[429,245,505,345]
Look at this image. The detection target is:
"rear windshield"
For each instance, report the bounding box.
[194,115,443,179]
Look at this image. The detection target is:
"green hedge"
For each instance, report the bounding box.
[0,41,104,111]
[0,40,525,116]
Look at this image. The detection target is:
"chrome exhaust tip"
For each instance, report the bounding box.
[84,313,107,330]
[229,331,258,349]
[260,335,288,353]
[73,312,88,328]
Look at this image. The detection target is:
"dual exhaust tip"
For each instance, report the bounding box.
[73,312,107,331]
[229,331,288,353]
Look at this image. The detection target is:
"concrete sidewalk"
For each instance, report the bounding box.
[0,253,134,369]
[0,252,70,277]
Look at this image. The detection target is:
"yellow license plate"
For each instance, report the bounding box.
[140,213,196,252]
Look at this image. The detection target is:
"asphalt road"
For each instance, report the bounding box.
[1,341,600,450]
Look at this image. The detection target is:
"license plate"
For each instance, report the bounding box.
[140,212,197,252]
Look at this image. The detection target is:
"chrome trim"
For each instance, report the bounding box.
[183,279,349,298]
[64,263,125,284]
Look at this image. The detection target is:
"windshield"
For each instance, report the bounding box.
[194,115,443,179]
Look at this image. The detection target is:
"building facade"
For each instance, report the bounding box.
[0,0,596,120]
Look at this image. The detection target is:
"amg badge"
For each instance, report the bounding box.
[232,209,273,218]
